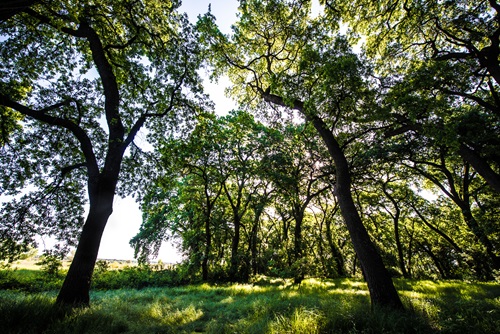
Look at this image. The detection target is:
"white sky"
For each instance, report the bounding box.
[96,1,240,263]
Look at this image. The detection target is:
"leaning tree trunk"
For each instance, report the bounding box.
[310,115,404,310]
[458,144,500,193]
[261,92,404,310]
[56,180,115,306]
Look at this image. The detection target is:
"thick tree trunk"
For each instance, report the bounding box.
[261,92,403,309]
[310,115,404,310]
[56,187,114,306]
[458,144,500,193]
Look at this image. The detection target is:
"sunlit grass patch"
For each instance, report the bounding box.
[160,304,203,326]
[270,307,324,334]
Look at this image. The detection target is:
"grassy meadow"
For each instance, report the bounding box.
[1,265,499,334]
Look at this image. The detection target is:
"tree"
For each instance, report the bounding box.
[133,111,275,282]
[199,0,404,310]
[132,113,228,281]
[219,111,272,281]
[402,145,500,275]
[323,0,500,193]
[0,0,206,306]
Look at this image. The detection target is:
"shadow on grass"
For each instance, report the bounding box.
[0,278,499,333]
[394,279,500,334]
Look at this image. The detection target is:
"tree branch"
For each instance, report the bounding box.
[24,8,86,37]
[78,19,124,144]
[0,0,39,21]
[60,162,88,177]
[0,93,99,178]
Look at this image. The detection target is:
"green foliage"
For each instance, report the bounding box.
[91,264,188,290]
[36,253,63,279]
[0,268,63,292]
[0,278,499,333]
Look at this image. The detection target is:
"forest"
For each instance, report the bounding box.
[1,0,500,333]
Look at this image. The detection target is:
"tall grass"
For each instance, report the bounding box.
[0,276,499,333]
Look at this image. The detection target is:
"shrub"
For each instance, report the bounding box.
[36,253,63,279]
[91,263,187,290]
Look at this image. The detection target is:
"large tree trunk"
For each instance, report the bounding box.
[458,144,500,193]
[56,183,115,306]
[261,92,403,310]
[310,115,404,310]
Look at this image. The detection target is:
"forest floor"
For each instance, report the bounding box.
[0,270,499,334]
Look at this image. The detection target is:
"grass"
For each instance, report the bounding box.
[0,275,499,333]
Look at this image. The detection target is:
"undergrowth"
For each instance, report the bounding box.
[0,274,499,333]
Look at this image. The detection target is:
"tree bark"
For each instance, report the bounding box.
[56,178,115,305]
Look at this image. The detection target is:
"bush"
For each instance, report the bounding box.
[91,263,187,290]
[0,268,63,292]
[36,253,63,279]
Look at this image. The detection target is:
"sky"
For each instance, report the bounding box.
[95,1,240,263]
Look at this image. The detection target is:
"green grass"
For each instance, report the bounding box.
[0,276,499,333]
